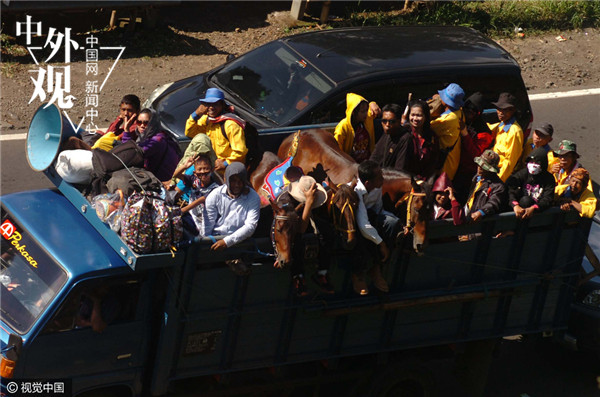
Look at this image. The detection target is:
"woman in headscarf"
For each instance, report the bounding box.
[398,100,440,180]
[124,108,181,182]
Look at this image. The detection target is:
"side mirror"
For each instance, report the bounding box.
[6,333,22,362]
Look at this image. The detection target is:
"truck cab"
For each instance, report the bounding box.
[1,190,152,396]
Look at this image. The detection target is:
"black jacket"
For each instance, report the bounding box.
[370,131,409,170]
[466,173,507,216]
[506,147,556,211]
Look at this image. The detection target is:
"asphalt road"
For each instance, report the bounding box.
[1,89,599,396]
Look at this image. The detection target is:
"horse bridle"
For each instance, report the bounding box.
[271,213,299,258]
[399,189,427,235]
[329,193,357,237]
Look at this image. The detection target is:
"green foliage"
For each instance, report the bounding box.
[0,34,28,57]
[1,61,20,78]
[335,1,600,36]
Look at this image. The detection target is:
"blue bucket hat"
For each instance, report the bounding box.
[438,83,465,109]
[199,88,225,104]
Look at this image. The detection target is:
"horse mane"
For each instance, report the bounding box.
[382,168,412,180]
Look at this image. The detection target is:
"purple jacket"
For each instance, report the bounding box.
[137,131,180,181]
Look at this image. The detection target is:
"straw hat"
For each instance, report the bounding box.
[288,176,327,209]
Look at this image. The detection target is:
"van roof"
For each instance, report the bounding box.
[283,26,519,84]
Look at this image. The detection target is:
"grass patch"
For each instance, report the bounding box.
[1,33,28,58]
[330,1,600,36]
[1,61,20,78]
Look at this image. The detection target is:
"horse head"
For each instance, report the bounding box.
[404,176,433,254]
[269,198,301,268]
[327,178,359,251]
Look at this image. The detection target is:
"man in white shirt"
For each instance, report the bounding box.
[352,160,402,294]
[204,162,261,274]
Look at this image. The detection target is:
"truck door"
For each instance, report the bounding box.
[21,276,149,395]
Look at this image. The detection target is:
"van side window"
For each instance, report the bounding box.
[307,80,399,125]
[304,72,530,132]
[42,277,141,334]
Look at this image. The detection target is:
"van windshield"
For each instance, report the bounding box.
[212,41,334,125]
[1,213,68,334]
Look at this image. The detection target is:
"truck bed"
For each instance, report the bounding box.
[150,209,590,393]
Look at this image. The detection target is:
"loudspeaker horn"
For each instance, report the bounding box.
[26,103,81,172]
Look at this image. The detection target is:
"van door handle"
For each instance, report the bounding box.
[117,353,132,360]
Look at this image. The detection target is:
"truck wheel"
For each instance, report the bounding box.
[368,363,436,397]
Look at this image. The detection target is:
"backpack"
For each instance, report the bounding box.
[218,119,263,174]
[107,167,163,197]
[151,197,183,252]
[92,141,145,180]
[120,193,154,254]
[120,192,183,254]
[87,141,145,197]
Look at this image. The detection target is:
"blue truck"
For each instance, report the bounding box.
[0,110,594,397]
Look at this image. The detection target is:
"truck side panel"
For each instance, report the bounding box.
[150,210,589,394]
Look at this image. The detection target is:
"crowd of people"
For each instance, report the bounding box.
[340,85,596,221]
[69,84,596,297]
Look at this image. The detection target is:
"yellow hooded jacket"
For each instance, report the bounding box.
[333,93,376,156]
[555,184,597,218]
[430,109,463,180]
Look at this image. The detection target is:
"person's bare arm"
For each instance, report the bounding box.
[299,183,317,233]
[181,196,206,214]
[172,155,197,180]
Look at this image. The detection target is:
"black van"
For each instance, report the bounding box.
[145,25,533,151]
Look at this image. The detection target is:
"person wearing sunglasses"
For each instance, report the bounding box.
[127,108,182,182]
[370,103,410,171]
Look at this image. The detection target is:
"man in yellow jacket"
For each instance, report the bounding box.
[488,92,523,182]
[518,122,558,172]
[185,88,248,173]
[334,93,381,163]
[555,168,597,218]
[430,83,465,180]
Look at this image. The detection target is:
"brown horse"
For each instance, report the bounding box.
[277,129,357,185]
[277,129,434,253]
[278,130,417,207]
[254,129,434,254]
[269,198,301,268]
[268,180,360,269]
[324,181,359,251]
[398,177,433,254]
